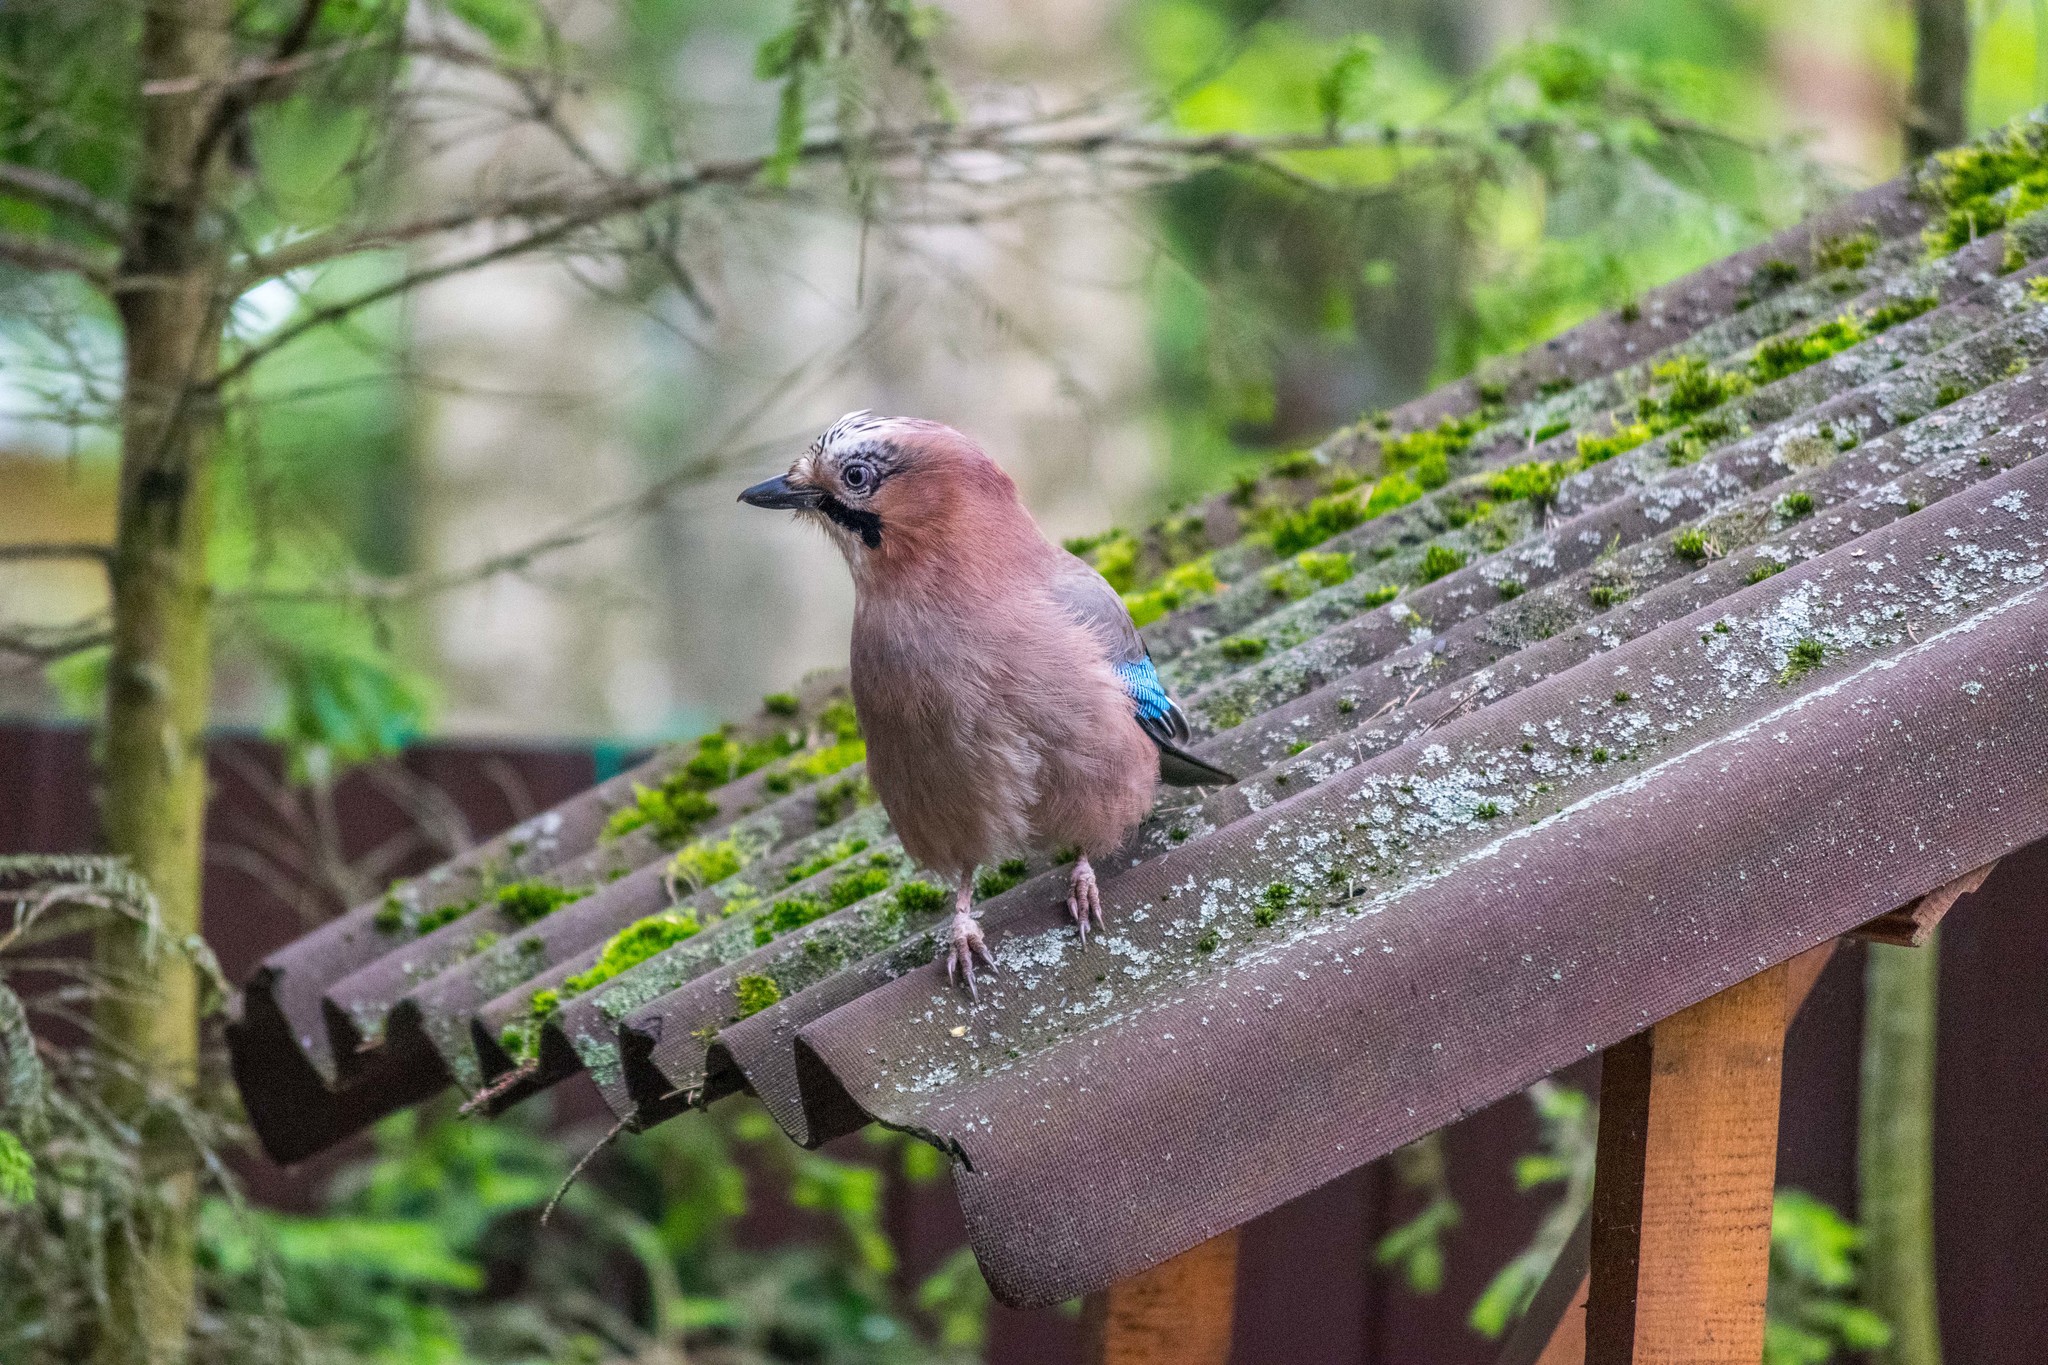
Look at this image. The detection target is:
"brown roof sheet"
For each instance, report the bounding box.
[229,130,2048,1303]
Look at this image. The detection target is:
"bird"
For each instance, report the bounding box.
[739,411,1236,996]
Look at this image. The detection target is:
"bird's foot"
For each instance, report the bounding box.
[942,908,995,999]
[1067,855,1104,944]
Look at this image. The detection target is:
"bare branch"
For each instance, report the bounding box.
[0,164,126,238]
[142,37,370,98]
[221,310,905,608]
[191,0,330,175]
[0,543,113,566]
[0,230,114,286]
[233,116,1483,285]
[0,617,110,663]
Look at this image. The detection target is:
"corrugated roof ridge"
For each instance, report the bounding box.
[795,449,2048,1155]
[351,208,2044,1134]
[1116,177,1927,589]
[1143,221,2008,660]
[399,787,897,1092]
[370,199,2041,1130]
[1171,260,2048,736]
[913,578,2048,1305]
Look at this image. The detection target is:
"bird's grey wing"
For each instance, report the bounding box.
[1050,553,1235,786]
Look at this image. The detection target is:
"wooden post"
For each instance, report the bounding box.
[1586,962,1791,1364]
[1083,1228,1240,1365]
[1503,942,1836,1365]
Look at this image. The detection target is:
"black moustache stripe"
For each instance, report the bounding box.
[818,493,883,548]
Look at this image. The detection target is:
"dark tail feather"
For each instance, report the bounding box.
[1153,738,1238,788]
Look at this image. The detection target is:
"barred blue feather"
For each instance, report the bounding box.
[1115,658,1174,724]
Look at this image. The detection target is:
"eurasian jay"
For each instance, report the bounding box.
[739,412,1234,995]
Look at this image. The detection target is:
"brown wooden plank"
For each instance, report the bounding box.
[1502,941,1831,1365]
[1849,859,1998,946]
[1783,939,1838,1026]
[1535,1274,1590,1365]
[1082,1229,1239,1365]
[1586,962,1790,1364]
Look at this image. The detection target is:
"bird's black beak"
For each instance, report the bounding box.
[738,474,822,511]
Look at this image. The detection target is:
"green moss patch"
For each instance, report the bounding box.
[1487,461,1565,505]
[782,835,871,884]
[1067,528,1140,591]
[894,880,951,917]
[1778,490,1815,519]
[812,775,874,828]
[734,974,782,1017]
[670,835,749,890]
[752,893,829,946]
[1264,489,1371,557]
[565,913,702,996]
[493,880,585,927]
[1778,638,1828,684]
[1919,122,2048,253]
[1264,550,1355,601]
[1124,557,1221,627]
[1814,228,1877,273]
[603,774,720,845]
[974,859,1030,901]
[1417,544,1466,583]
[1746,559,1787,584]
[1253,882,1294,927]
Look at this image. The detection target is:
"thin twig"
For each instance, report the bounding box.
[0,618,111,663]
[539,1113,633,1226]
[0,230,114,286]
[458,1060,540,1116]
[190,0,331,176]
[234,117,1486,285]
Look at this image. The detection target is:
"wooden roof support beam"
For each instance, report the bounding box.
[1501,940,1836,1365]
[1586,958,1792,1363]
[1849,859,1999,947]
[1082,1227,1239,1365]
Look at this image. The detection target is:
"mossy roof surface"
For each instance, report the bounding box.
[231,119,2048,1308]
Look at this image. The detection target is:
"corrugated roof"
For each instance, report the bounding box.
[230,121,2048,1307]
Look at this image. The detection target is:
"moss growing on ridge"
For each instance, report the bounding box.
[1124,558,1221,627]
[783,835,872,884]
[734,975,782,1017]
[566,913,702,996]
[1919,122,2048,253]
[1264,550,1356,601]
[493,880,586,928]
[974,859,1030,901]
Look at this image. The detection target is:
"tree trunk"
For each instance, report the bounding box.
[1859,937,1943,1365]
[95,1,232,1361]
[1907,0,1970,159]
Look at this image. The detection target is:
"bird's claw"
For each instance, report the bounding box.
[941,910,995,1000]
[1067,859,1104,945]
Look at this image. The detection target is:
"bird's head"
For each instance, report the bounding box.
[738,411,1027,583]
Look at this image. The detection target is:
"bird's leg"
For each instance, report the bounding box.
[1067,854,1104,944]
[942,881,995,999]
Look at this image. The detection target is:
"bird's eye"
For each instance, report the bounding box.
[842,461,874,493]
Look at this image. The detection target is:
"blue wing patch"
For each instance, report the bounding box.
[1115,658,1174,722]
